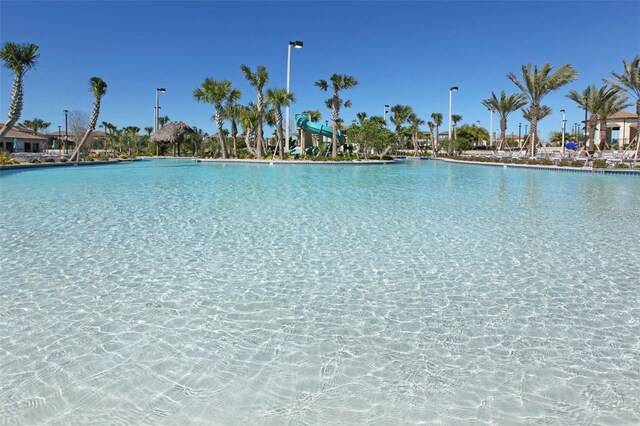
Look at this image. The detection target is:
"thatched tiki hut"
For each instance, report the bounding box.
[150,121,193,156]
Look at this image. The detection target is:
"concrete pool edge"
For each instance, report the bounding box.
[437,158,640,176]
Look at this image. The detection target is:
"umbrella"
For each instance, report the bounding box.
[13,138,18,151]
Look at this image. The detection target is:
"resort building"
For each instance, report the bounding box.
[0,124,47,153]
[595,110,638,149]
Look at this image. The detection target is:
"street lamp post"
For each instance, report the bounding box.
[488,107,494,148]
[476,120,480,147]
[448,86,458,143]
[518,123,522,149]
[155,88,166,133]
[560,109,566,157]
[285,40,303,153]
[583,96,588,152]
[64,109,68,154]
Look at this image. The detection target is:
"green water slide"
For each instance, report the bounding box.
[291,115,345,156]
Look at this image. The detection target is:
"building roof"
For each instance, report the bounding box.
[607,111,638,120]
[0,124,48,141]
[45,130,106,138]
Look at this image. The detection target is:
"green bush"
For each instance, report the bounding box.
[591,159,608,169]
[44,158,55,163]
[59,158,67,163]
[28,158,41,163]
[0,151,18,165]
[614,163,629,169]
[570,160,584,167]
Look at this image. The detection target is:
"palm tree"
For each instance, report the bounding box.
[430,113,443,155]
[427,121,435,150]
[144,126,153,136]
[303,110,322,122]
[481,91,528,150]
[222,87,242,157]
[508,63,578,156]
[408,113,425,156]
[315,73,359,158]
[194,78,232,159]
[69,77,107,162]
[0,42,39,139]
[266,88,296,159]
[596,87,630,149]
[389,105,413,150]
[157,116,170,128]
[568,85,630,152]
[240,65,269,157]
[239,104,258,156]
[20,118,50,135]
[608,56,639,157]
[451,114,463,145]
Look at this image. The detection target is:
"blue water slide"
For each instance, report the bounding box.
[295,116,346,145]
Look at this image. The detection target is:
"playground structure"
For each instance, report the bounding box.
[289,113,346,156]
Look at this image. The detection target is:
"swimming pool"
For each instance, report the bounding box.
[1,159,639,424]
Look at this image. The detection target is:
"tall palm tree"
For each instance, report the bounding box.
[194,78,232,159]
[427,121,435,151]
[222,87,242,157]
[408,113,425,156]
[303,110,322,122]
[596,88,630,149]
[430,113,443,155]
[451,114,462,142]
[568,85,630,151]
[356,111,368,125]
[608,56,639,157]
[508,63,578,156]
[0,42,39,138]
[69,77,107,161]
[239,104,258,156]
[20,118,50,135]
[389,105,413,150]
[315,73,359,158]
[157,116,170,128]
[481,91,528,150]
[266,88,296,159]
[240,65,269,157]
[144,126,153,136]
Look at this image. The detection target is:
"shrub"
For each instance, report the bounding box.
[59,158,68,163]
[591,159,608,169]
[614,163,629,169]
[28,158,41,163]
[0,151,18,165]
[44,158,55,163]
[570,160,584,167]
[557,160,571,167]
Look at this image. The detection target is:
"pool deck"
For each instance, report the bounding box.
[0,158,141,171]
[437,157,640,176]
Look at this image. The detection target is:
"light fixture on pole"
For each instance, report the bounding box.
[285,40,303,153]
[155,88,166,132]
[384,104,390,125]
[560,109,566,157]
[448,86,458,142]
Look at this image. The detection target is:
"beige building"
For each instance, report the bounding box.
[0,124,48,153]
[595,110,638,149]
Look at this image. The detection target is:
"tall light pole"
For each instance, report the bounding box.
[476,120,480,147]
[518,123,522,149]
[285,40,303,153]
[155,88,166,132]
[560,109,566,157]
[448,86,458,142]
[583,96,588,151]
[488,107,494,148]
[383,104,390,125]
[64,109,68,154]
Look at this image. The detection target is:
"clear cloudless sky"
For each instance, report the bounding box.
[1,1,639,140]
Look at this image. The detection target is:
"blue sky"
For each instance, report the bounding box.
[1,1,638,140]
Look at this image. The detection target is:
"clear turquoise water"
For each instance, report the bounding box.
[1,159,639,424]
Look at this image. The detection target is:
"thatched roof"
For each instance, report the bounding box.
[150,121,193,143]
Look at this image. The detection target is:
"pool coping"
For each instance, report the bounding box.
[437,158,640,176]
[0,159,140,171]
[196,158,399,165]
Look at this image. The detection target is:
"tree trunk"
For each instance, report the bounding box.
[69,99,101,162]
[587,115,597,152]
[434,125,439,156]
[413,132,419,156]
[231,120,238,157]
[215,106,228,159]
[529,103,539,157]
[599,117,608,150]
[256,91,264,158]
[0,74,23,139]
[635,99,640,160]
[332,96,339,158]
[275,108,284,160]
[499,117,507,151]
[244,131,256,156]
